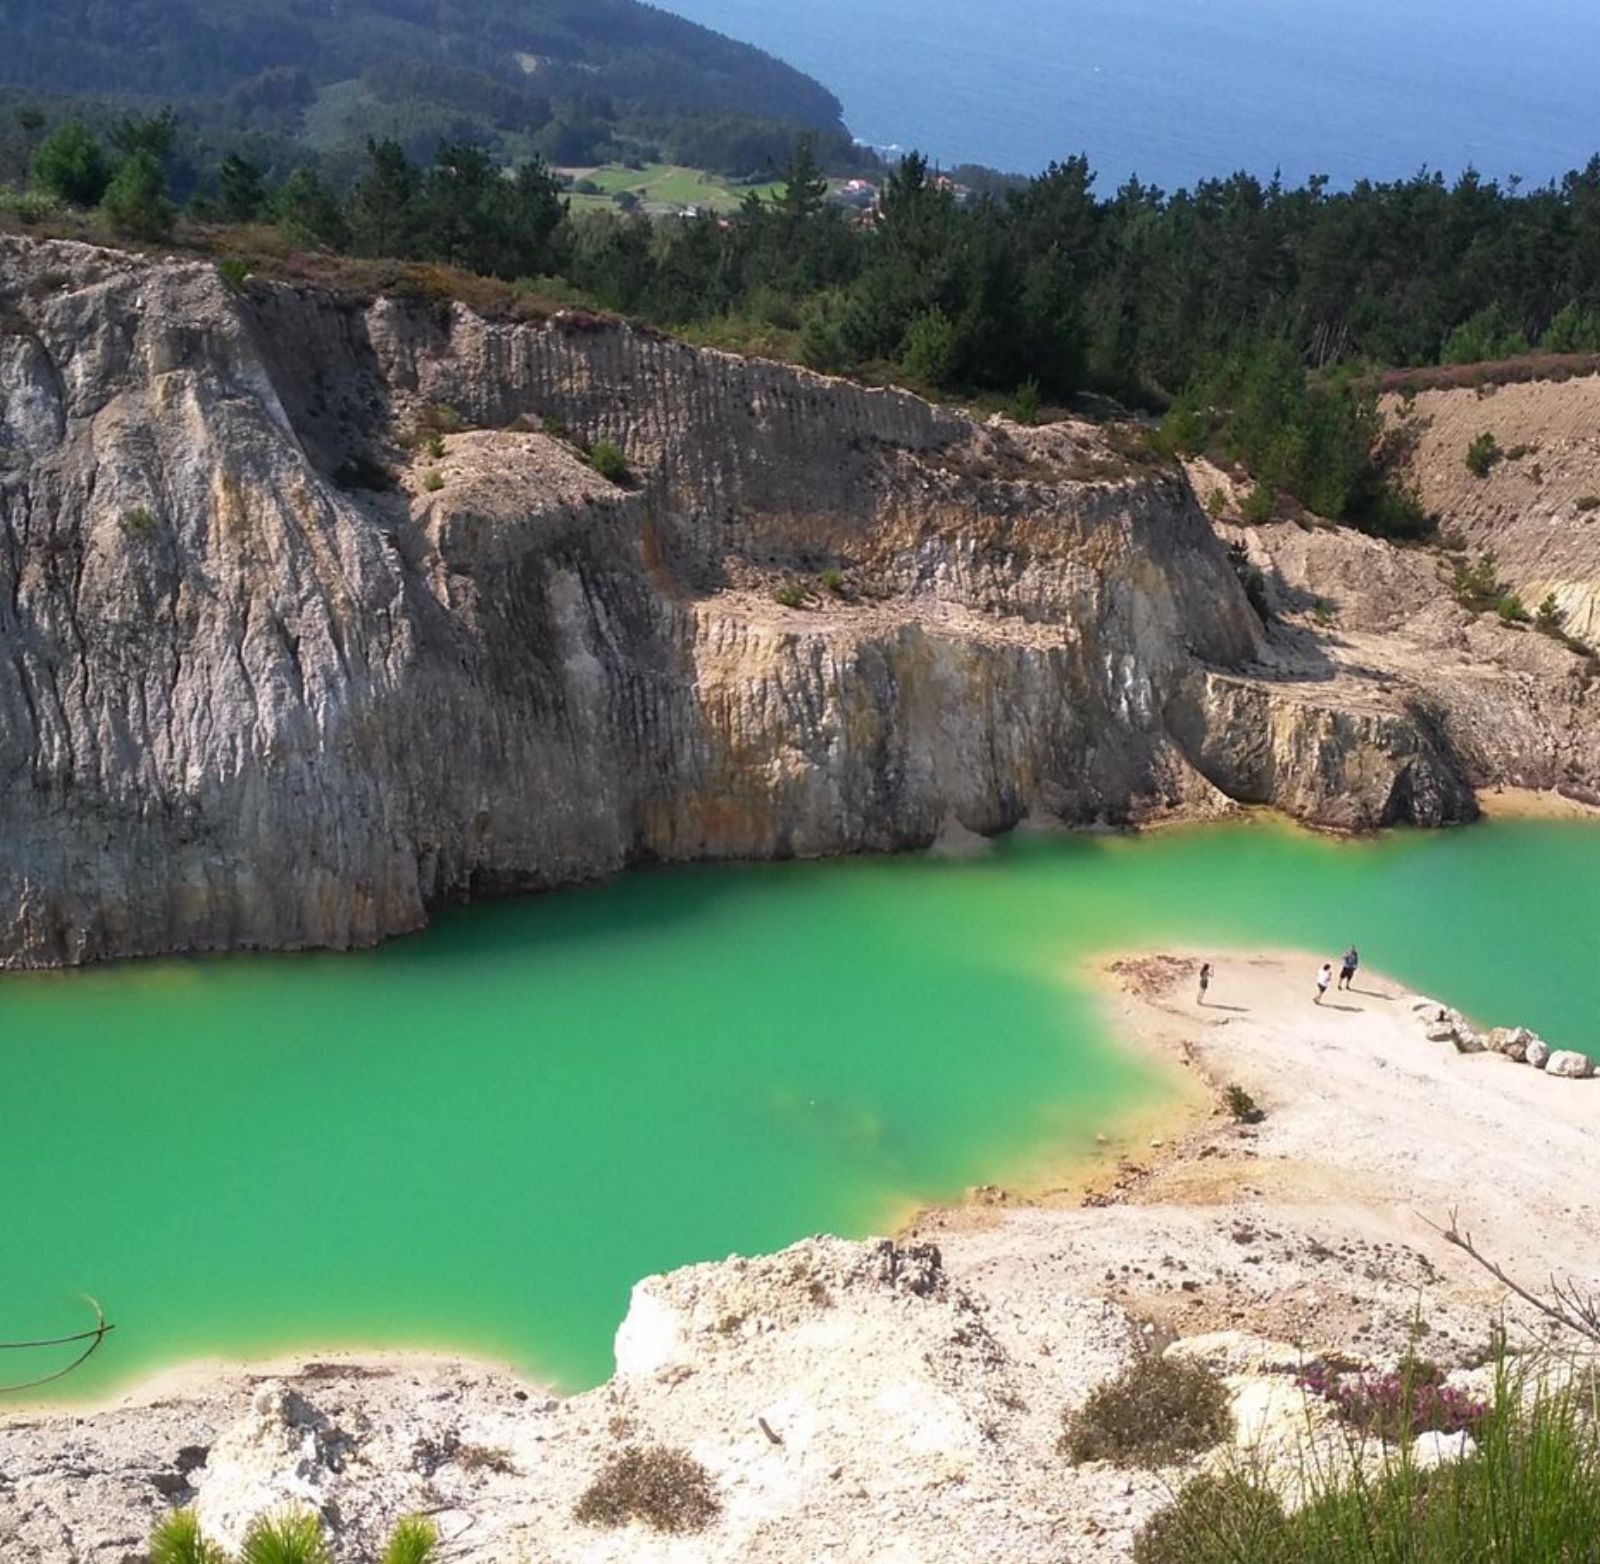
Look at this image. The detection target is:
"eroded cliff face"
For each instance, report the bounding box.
[0,238,1494,967]
[1382,375,1600,643]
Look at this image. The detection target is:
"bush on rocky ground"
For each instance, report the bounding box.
[1297,1355,1488,1441]
[574,1442,721,1534]
[588,439,631,485]
[1060,1351,1233,1468]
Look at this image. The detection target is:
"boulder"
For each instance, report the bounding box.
[1452,1029,1487,1054]
[1486,1026,1535,1062]
[1526,1038,1551,1070]
[1545,1050,1594,1080]
[1425,1025,1458,1044]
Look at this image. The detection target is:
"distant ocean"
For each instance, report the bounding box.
[662,0,1600,190]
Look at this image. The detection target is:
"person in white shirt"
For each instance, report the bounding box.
[1315,962,1333,1004]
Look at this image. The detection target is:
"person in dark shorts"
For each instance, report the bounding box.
[1338,945,1359,991]
[1197,961,1213,1005]
[1315,961,1333,1004]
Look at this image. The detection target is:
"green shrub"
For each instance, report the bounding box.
[899,306,959,388]
[1536,593,1567,634]
[589,438,631,485]
[1223,1083,1263,1124]
[574,1444,720,1535]
[1205,487,1228,518]
[1452,552,1505,613]
[121,504,159,537]
[99,149,172,240]
[1497,593,1530,624]
[148,1506,435,1564]
[1542,301,1600,353]
[1465,431,1501,478]
[1241,482,1276,523]
[540,412,568,438]
[30,118,111,206]
[773,580,808,609]
[798,290,853,373]
[239,1509,331,1564]
[149,1509,229,1564]
[424,431,446,460]
[1060,1352,1233,1468]
[818,566,846,595]
[422,471,444,493]
[377,1515,439,1564]
[1442,305,1529,366]
[1133,1472,1287,1564]
[0,185,65,224]
[1312,596,1336,626]
[1011,377,1041,425]
[216,258,249,294]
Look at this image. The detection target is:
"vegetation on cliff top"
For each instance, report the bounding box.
[17,100,1600,533]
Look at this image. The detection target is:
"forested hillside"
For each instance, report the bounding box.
[0,0,852,173]
[12,52,1600,547]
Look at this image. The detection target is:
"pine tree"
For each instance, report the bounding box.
[349,139,420,257]
[217,154,266,223]
[100,150,174,239]
[30,119,111,206]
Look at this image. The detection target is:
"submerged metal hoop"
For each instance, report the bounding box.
[0,1295,115,1394]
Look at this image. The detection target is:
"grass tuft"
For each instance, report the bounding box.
[377,1514,439,1564]
[149,1509,230,1564]
[239,1508,332,1564]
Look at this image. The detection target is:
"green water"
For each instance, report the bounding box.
[4,819,1598,1402]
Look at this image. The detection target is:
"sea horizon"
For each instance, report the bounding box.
[662,0,1600,191]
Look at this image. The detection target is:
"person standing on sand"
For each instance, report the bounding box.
[1315,962,1333,1004]
[1197,962,1213,1005]
[1338,945,1359,991]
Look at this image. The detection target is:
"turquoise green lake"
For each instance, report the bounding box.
[3,819,1597,1403]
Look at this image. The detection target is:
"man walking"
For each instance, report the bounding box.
[1338,945,1359,991]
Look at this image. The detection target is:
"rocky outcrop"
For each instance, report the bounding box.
[1216,515,1600,806]
[0,237,1576,967]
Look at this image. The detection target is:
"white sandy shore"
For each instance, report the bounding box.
[2,949,1595,1563]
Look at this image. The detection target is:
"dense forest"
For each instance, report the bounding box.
[15,102,1600,536]
[0,0,857,176]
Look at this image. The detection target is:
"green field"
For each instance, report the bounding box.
[561,162,783,214]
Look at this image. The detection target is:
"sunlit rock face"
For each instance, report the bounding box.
[0,237,1502,968]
